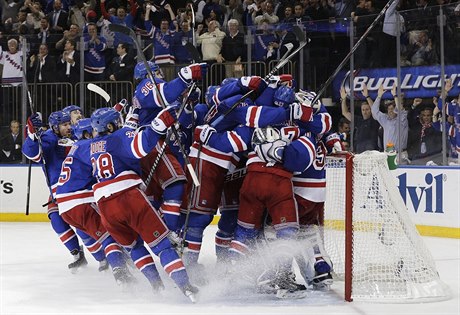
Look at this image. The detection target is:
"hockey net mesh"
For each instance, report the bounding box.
[323,151,450,302]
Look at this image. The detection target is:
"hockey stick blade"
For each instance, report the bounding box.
[185,42,202,63]
[292,25,306,43]
[87,83,110,104]
[108,23,132,35]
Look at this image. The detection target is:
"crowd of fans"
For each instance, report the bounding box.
[1,0,459,165]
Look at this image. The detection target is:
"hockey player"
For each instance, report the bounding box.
[63,105,84,125]
[132,61,207,235]
[22,111,88,272]
[181,81,312,270]
[89,106,198,301]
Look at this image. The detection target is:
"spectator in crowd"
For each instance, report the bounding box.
[57,39,80,84]
[107,42,135,82]
[46,0,69,33]
[24,0,46,32]
[100,0,137,48]
[0,38,23,86]
[173,19,194,64]
[32,17,61,56]
[407,103,442,164]
[0,119,23,164]
[337,117,351,151]
[191,0,207,24]
[253,0,279,25]
[253,20,277,62]
[1,0,23,28]
[222,0,244,33]
[203,0,225,25]
[281,5,295,24]
[196,19,226,63]
[340,85,380,153]
[55,23,80,52]
[379,0,404,68]
[268,23,299,63]
[68,1,88,30]
[4,9,32,34]
[292,3,311,25]
[144,4,176,65]
[28,43,56,83]
[83,22,107,81]
[371,84,409,152]
[403,30,438,66]
[219,18,246,78]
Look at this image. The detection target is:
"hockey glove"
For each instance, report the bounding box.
[289,102,313,122]
[113,98,128,113]
[178,63,207,85]
[254,139,287,165]
[194,124,216,145]
[27,112,43,140]
[237,76,267,94]
[123,106,139,130]
[151,105,178,135]
[268,74,294,88]
[325,133,344,153]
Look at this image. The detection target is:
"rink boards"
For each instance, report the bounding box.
[1,164,459,238]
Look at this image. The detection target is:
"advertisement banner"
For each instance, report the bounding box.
[393,166,460,229]
[332,65,460,100]
[1,166,459,236]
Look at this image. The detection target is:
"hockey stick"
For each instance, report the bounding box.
[309,0,396,106]
[25,52,42,215]
[209,26,308,127]
[189,3,196,46]
[144,82,198,187]
[25,82,56,207]
[143,42,203,187]
[109,23,200,187]
[87,83,110,105]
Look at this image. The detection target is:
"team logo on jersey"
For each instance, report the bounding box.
[153,231,160,237]
[96,231,102,237]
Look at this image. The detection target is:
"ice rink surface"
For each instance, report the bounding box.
[1,222,459,315]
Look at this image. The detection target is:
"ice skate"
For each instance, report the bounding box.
[68,246,88,273]
[149,279,165,294]
[113,266,136,290]
[257,269,308,299]
[98,258,109,272]
[185,263,209,286]
[180,283,199,303]
[310,259,333,291]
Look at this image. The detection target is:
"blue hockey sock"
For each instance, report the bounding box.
[128,240,162,284]
[76,229,106,262]
[49,212,80,253]
[161,182,185,231]
[101,236,125,269]
[151,238,189,289]
[215,210,238,262]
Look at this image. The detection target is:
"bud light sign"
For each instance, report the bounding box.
[333,65,460,100]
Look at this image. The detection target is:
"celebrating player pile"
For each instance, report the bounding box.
[23,62,343,302]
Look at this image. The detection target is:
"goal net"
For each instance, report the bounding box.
[323,151,450,302]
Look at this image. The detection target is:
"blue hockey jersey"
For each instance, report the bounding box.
[22,130,70,197]
[56,139,96,214]
[90,126,163,202]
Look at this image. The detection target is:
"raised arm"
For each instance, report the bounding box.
[340,86,352,122]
